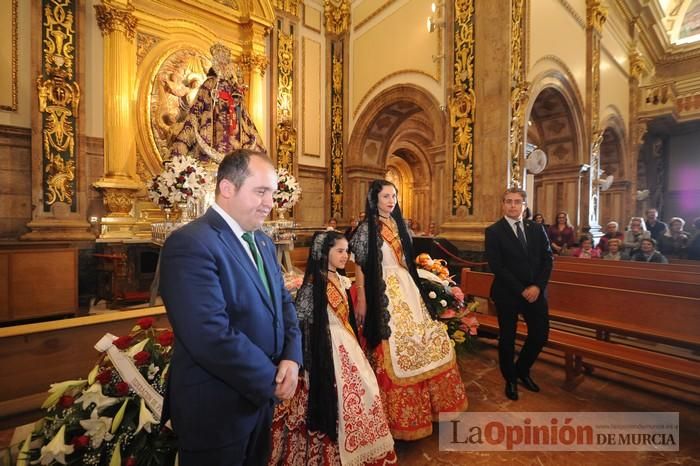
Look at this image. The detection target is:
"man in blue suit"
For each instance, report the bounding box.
[160,149,302,465]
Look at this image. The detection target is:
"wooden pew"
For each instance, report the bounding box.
[551,269,700,298]
[555,255,700,273]
[460,269,700,393]
[0,307,169,428]
[554,260,700,284]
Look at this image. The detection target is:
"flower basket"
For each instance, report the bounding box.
[272,168,301,211]
[148,155,212,210]
[415,253,479,350]
[18,319,177,466]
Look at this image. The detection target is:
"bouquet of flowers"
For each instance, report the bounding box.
[272,168,302,210]
[18,318,177,466]
[148,155,211,208]
[415,253,479,349]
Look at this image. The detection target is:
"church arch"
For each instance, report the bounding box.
[599,106,628,225]
[524,66,586,227]
[345,84,446,228]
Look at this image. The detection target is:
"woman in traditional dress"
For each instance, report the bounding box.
[269,231,397,466]
[350,180,468,441]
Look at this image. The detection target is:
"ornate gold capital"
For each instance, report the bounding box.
[629,49,648,81]
[95,3,137,41]
[273,0,301,17]
[241,52,270,77]
[102,187,137,216]
[587,0,607,34]
[324,0,351,35]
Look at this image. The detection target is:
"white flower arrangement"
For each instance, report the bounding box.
[273,168,302,210]
[148,155,212,208]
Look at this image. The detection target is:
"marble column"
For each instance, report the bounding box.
[92,0,142,239]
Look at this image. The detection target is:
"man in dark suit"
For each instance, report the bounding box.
[485,188,553,401]
[160,149,302,465]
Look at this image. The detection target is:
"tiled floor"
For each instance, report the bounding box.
[2,341,698,465]
[395,342,700,465]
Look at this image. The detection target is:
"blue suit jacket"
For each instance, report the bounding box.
[160,208,302,451]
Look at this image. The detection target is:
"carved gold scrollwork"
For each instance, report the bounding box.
[277,32,293,123]
[276,120,296,172]
[450,0,475,214]
[586,0,607,34]
[241,52,270,77]
[39,0,79,210]
[94,3,137,41]
[136,32,161,66]
[330,43,344,218]
[509,0,527,188]
[629,49,648,81]
[273,0,301,17]
[324,0,351,35]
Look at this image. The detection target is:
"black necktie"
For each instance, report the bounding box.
[515,221,527,250]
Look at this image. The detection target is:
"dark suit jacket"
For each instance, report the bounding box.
[160,208,302,451]
[485,217,553,304]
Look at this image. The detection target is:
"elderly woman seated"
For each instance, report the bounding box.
[631,238,668,264]
[623,216,651,256]
[659,217,690,259]
[602,238,626,260]
[597,221,624,253]
[572,236,601,259]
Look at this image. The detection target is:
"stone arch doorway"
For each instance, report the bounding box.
[525,83,584,228]
[346,84,446,230]
[598,111,628,226]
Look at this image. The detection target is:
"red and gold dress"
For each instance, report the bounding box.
[371,218,468,440]
[269,278,397,466]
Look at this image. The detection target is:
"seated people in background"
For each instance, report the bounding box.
[547,211,576,255]
[645,208,668,242]
[423,221,439,237]
[603,238,625,260]
[326,217,338,231]
[533,213,546,226]
[572,237,600,259]
[623,216,650,255]
[580,226,593,244]
[688,217,700,260]
[597,221,624,253]
[632,238,668,264]
[659,217,690,259]
[412,220,421,234]
[405,218,416,237]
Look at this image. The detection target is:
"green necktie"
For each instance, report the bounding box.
[242,232,271,297]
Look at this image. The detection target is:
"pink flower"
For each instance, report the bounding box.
[461,315,479,335]
[451,286,465,303]
[440,309,456,319]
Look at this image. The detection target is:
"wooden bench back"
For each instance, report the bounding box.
[551,269,700,298]
[555,255,700,273]
[459,268,700,346]
[554,261,700,284]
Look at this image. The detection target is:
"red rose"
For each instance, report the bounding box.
[96,369,113,385]
[134,351,150,366]
[157,330,174,347]
[113,335,133,350]
[115,382,130,396]
[125,458,137,466]
[71,435,89,450]
[58,395,74,408]
[137,317,155,330]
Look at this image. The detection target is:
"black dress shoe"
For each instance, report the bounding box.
[505,382,518,400]
[518,375,540,392]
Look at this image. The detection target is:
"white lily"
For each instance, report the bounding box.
[79,409,114,448]
[38,425,74,465]
[126,337,149,357]
[75,383,119,412]
[135,398,158,434]
[41,380,86,409]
